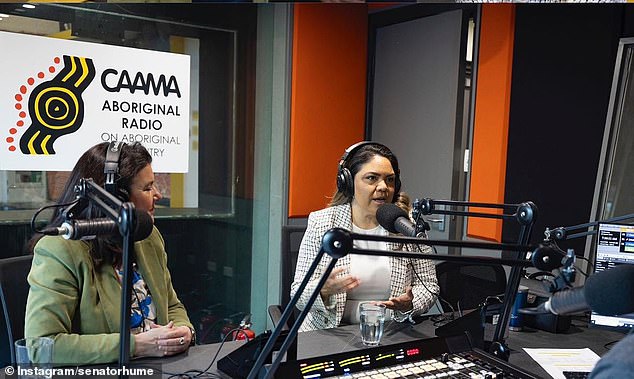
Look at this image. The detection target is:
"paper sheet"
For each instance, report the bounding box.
[523,348,601,379]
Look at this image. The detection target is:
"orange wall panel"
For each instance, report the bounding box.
[288,4,368,218]
[467,4,515,242]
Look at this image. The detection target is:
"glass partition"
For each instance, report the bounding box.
[0,3,248,214]
[595,37,634,221]
[0,3,257,344]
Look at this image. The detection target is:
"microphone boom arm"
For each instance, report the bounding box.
[250,228,535,379]
[75,178,126,231]
[417,198,536,225]
[414,198,537,358]
[545,212,634,241]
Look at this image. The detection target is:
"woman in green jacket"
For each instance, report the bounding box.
[25,142,194,364]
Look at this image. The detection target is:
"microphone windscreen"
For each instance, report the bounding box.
[133,210,154,241]
[376,203,408,234]
[586,265,634,316]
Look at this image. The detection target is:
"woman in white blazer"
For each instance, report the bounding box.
[291,141,439,332]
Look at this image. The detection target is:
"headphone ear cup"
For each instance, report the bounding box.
[340,167,354,198]
[336,169,346,194]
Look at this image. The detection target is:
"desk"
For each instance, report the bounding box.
[157,321,432,377]
[506,317,625,378]
[156,316,625,378]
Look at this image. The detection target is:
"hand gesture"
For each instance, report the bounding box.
[378,286,413,312]
[319,267,361,302]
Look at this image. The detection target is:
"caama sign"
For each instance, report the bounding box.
[0,31,190,172]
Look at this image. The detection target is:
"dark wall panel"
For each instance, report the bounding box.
[502,5,621,257]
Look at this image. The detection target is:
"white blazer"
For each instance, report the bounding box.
[291,203,439,332]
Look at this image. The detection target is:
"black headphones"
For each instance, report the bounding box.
[104,141,129,201]
[336,141,401,201]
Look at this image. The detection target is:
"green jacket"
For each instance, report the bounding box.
[25,226,192,365]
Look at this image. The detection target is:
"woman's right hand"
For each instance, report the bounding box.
[133,321,180,358]
[320,267,361,302]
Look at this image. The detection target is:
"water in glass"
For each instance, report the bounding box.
[359,302,385,346]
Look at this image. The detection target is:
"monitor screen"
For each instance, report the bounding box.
[590,222,634,331]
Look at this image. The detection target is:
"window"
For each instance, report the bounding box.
[595,37,634,221]
[0,3,257,343]
[0,3,255,214]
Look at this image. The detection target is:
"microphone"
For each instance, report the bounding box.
[376,203,419,237]
[42,210,153,242]
[526,265,634,316]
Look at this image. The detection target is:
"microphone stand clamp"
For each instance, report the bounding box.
[412,199,431,236]
[549,249,577,293]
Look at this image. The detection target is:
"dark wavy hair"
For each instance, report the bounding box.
[329,143,410,212]
[29,142,153,269]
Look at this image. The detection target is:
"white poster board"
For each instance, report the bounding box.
[0,31,190,173]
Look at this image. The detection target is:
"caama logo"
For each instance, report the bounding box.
[7,53,183,157]
[9,55,95,155]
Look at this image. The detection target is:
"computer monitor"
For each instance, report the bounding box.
[590,222,634,331]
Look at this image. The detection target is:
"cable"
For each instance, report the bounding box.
[574,264,591,278]
[390,242,460,326]
[574,254,593,278]
[550,241,593,278]
[155,327,247,379]
[604,339,620,351]
[30,199,81,234]
[198,317,235,345]
[412,243,457,315]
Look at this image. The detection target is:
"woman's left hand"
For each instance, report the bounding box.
[155,323,193,354]
[378,286,413,312]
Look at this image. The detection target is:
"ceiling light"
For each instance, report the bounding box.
[22,4,36,9]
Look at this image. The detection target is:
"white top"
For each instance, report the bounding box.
[342,224,392,324]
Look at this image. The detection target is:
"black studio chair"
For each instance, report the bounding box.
[268,226,306,330]
[435,261,507,313]
[267,304,290,331]
[0,255,33,367]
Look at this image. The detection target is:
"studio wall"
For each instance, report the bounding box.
[468,4,515,242]
[502,5,622,255]
[288,4,368,218]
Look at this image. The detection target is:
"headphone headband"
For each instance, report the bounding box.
[104,141,123,196]
[337,141,379,173]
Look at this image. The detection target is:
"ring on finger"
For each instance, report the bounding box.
[179,336,185,345]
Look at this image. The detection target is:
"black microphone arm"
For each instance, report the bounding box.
[413,198,537,358]
[416,198,537,224]
[246,228,351,379]
[544,212,634,241]
[249,230,536,379]
[75,178,138,376]
[74,178,126,232]
[538,212,634,292]
[247,198,537,378]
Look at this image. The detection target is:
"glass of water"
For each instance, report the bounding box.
[359,302,386,346]
[14,337,54,379]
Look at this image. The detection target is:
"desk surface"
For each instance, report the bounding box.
[154,316,625,378]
